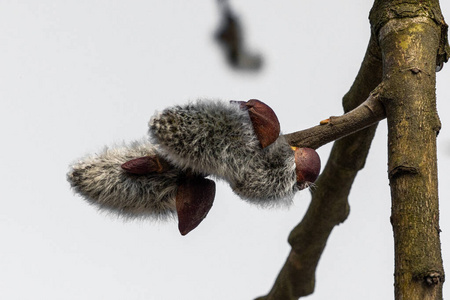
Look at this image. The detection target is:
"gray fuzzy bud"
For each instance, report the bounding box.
[149,100,298,206]
[67,140,183,219]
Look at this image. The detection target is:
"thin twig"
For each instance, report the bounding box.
[284,91,386,150]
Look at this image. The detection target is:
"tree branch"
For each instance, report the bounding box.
[370,1,448,298]
[256,32,383,300]
[284,89,386,150]
[257,1,449,299]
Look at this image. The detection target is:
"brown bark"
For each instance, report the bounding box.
[284,91,385,150]
[257,1,449,299]
[370,1,448,298]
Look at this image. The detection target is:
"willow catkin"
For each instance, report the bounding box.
[67,140,183,219]
[149,100,298,206]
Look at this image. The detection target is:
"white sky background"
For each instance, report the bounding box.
[1,1,450,299]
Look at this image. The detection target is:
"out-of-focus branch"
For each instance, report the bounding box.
[256,32,383,300]
[214,0,263,70]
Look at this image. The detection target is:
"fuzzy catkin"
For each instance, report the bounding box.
[149,100,298,206]
[67,140,182,219]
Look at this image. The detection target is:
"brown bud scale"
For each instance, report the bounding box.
[121,155,170,175]
[232,99,280,149]
[176,176,216,235]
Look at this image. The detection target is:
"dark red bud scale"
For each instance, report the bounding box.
[292,147,321,189]
[121,155,170,175]
[176,176,216,236]
[231,99,280,149]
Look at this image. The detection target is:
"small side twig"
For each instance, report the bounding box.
[284,90,386,150]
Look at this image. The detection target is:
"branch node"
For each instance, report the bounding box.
[424,272,445,286]
[410,67,421,74]
[397,66,432,76]
[388,165,419,179]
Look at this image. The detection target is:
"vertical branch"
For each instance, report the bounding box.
[257,1,449,299]
[370,1,448,299]
[255,34,383,300]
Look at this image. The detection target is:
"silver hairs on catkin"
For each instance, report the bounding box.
[67,140,183,219]
[149,100,298,206]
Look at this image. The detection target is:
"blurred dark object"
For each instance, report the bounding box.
[214,0,263,71]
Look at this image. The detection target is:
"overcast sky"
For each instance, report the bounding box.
[1,1,450,299]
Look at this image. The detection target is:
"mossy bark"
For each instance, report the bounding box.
[370,1,448,298]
